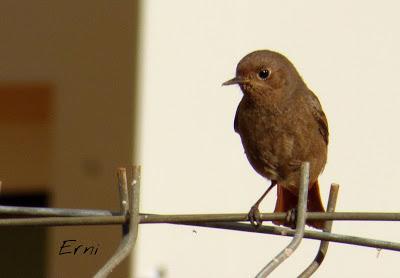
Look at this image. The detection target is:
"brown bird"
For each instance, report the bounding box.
[222,50,328,229]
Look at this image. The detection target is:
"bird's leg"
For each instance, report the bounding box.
[285,208,297,229]
[248,181,277,228]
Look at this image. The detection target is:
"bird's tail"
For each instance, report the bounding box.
[273,180,325,229]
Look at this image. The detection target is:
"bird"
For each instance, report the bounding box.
[222,50,328,229]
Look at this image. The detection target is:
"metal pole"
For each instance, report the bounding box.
[140,212,400,223]
[185,221,400,252]
[117,167,130,235]
[2,207,400,223]
[0,205,116,217]
[0,215,125,226]
[94,166,141,278]
[255,162,310,277]
[299,183,339,277]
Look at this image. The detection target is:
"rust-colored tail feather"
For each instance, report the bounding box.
[273,181,325,229]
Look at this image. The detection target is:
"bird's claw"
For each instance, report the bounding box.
[285,208,297,229]
[248,205,263,228]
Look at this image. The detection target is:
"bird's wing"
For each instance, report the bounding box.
[308,91,329,145]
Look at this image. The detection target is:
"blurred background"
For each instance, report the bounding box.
[0,1,137,277]
[1,0,400,277]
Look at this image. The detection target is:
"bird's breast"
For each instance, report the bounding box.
[236,102,296,180]
[235,95,327,189]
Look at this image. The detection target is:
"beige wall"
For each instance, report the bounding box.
[0,2,138,277]
[137,1,400,277]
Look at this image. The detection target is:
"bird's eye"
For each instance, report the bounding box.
[257,69,270,80]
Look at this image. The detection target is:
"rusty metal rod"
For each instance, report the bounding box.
[2,209,400,222]
[117,167,129,216]
[0,210,398,252]
[179,221,400,252]
[140,212,400,223]
[117,167,130,235]
[0,205,116,217]
[299,183,339,278]
[0,215,126,226]
[0,211,399,228]
[94,165,141,278]
[1,211,399,227]
[1,207,400,223]
[255,162,310,277]
[2,212,399,252]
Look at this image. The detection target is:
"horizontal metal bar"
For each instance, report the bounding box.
[1,204,399,222]
[140,212,400,223]
[178,222,400,252]
[0,205,116,217]
[0,211,399,252]
[304,212,400,221]
[0,215,126,226]
[1,211,400,227]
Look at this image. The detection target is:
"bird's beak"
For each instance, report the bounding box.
[222,77,249,86]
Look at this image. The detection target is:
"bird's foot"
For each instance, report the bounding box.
[285,208,297,229]
[248,205,263,228]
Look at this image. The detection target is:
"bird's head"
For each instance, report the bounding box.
[222,50,303,101]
